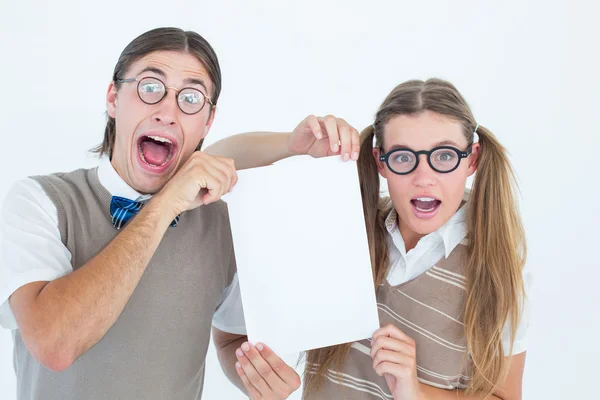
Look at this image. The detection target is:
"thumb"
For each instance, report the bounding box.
[384,373,396,391]
[201,187,220,206]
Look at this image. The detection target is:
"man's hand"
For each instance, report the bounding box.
[235,341,301,400]
[155,151,237,217]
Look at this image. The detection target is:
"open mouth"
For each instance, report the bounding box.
[137,135,176,168]
[410,197,442,213]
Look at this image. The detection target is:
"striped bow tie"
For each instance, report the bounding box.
[110,196,180,230]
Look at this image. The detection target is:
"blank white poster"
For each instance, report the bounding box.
[224,155,380,356]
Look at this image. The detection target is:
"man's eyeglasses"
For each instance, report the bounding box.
[379,145,473,175]
[117,76,214,115]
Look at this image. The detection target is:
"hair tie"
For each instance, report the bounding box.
[473,123,480,143]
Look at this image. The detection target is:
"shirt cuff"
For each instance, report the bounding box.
[503,338,527,355]
[211,319,247,335]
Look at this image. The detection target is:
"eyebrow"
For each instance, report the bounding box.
[137,66,209,93]
[386,140,461,151]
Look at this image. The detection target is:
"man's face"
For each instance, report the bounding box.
[106,50,216,194]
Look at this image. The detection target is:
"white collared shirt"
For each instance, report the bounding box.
[0,157,245,334]
[384,200,531,355]
[385,205,469,286]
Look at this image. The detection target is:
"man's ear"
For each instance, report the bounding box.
[106,81,118,119]
[203,106,217,138]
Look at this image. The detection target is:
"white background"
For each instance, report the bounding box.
[0,1,598,399]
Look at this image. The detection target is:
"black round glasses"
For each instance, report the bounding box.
[379,145,473,175]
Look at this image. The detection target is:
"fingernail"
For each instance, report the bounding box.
[352,152,359,160]
[235,362,241,369]
[242,342,250,352]
[343,153,350,161]
[332,144,339,153]
[236,349,244,357]
[257,343,264,352]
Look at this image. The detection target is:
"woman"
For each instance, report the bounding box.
[209,78,530,400]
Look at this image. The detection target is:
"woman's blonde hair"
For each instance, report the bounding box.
[303,78,526,397]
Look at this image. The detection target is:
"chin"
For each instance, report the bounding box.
[410,221,439,236]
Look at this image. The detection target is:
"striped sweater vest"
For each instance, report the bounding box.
[306,242,472,399]
[12,168,236,400]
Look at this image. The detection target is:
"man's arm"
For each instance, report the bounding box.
[10,196,175,372]
[8,152,237,372]
[213,327,249,393]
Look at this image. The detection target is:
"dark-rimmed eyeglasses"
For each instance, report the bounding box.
[116,76,215,115]
[379,145,472,175]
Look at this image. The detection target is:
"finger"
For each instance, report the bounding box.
[370,335,416,359]
[200,182,224,205]
[256,343,301,390]
[373,324,415,346]
[218,157,238,193]
[230,169,238,192]
[236,346,272,395]
[241,342,289,394]
[350,127,360,161]
[374,361,413,380]
[338,122,352,161]
[202,158,232,197]
[225,158,239,191]
[188,165,222,206]
[236,362,263,399]
[208,156,237,193]
[197,163,229,204]
[372,349,416,370]
[305,115,323,140]
[319,115,340,154]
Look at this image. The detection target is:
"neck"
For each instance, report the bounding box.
[398,218,424,253]
[109,158,147,196]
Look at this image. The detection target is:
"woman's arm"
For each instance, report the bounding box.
[419,352,525,399]
[205,132,295,170]
[204,115,360,170]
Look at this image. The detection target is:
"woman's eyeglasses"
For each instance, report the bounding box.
[379,145,472,175]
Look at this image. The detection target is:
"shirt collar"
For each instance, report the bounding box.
[97,157,150,202]
[385,190,469,258]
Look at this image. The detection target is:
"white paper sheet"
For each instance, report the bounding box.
[223,155,380,356]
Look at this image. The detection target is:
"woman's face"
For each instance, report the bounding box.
[373,110,480,237]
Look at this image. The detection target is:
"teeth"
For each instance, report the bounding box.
[415,197,436,202]
[416,206,436,212]
[147,135,172,144]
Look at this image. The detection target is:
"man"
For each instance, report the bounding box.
[0,27,359,400]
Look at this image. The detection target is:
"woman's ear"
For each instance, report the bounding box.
[106,81,118,119]
[467,142,481,176]
[372,147,388,178]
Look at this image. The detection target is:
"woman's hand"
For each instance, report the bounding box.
[371,324,424,400]
[288,115,360,161]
